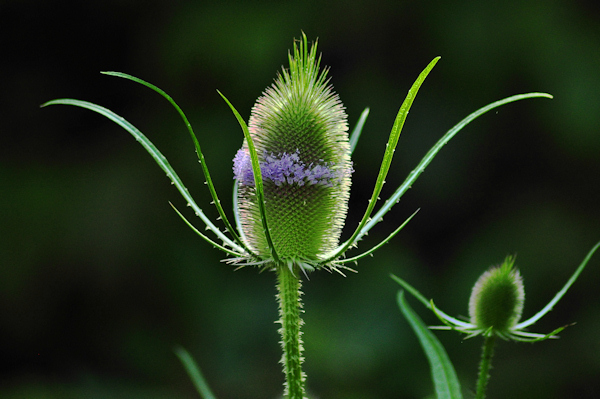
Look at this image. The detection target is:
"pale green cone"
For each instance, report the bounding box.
[469,256,525,335]
[233,35,352,267]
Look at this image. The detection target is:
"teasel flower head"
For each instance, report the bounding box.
[233,35,352,269]
[468,256,525,335]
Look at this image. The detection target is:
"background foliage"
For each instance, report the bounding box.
[2,1,599,398]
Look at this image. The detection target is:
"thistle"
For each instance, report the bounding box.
[43,33,554,399]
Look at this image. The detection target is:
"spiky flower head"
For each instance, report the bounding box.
[469,256,525,334]
[233,35,352,268]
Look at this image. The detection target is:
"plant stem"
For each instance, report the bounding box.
[475,335,497,399]
[276,263,306,399]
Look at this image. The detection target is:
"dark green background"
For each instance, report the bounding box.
[2,1,599,398]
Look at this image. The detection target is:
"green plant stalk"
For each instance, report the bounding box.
[277,264,306,399]
[475,335,497,399]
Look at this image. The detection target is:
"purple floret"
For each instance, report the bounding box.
[233,148,351,187]
[232,148,256,185]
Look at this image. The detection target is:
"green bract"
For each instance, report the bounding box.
[233,36,352,266]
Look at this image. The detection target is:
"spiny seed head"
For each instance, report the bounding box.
[469,256,525,334]
[233,34,352,266]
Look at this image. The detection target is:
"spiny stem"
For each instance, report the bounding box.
[475,335,497,399]
[276,263,306,399]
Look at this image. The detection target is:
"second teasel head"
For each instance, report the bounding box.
[469,256,525,336]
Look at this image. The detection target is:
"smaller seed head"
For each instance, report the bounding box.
[468,256,525,334]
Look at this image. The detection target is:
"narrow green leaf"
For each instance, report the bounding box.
[391,274,433,309]
[217,91,279,263]
[398,291,463,399]
[335,209,418,264]
[516,240,600,329]
[349,107,370,155]
[174,346,218,399]
[232,181,248,244]
[509,325,566,342]
[322,57,440,264]
[41,98,243,253]
[100,71,251,254]
[170,202,243,257]
[358,92,553,239]
[391,274,470,328]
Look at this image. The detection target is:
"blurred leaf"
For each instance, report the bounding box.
[397,291,463,399]
[175,346,217,399]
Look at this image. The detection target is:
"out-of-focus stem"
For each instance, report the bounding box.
[475,334,497,399]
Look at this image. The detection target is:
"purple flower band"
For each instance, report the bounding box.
[233,148,351,187]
